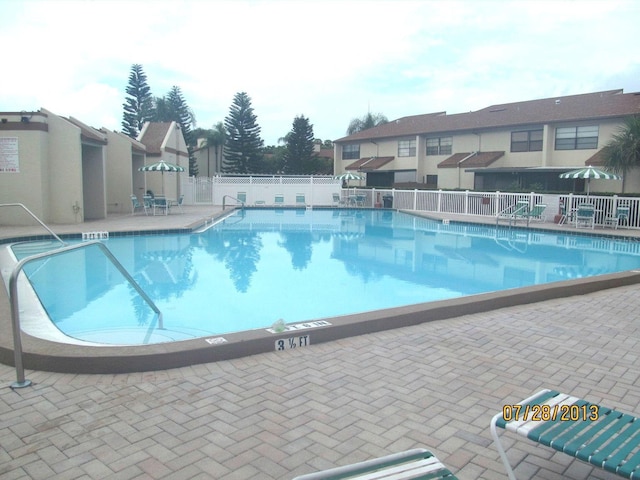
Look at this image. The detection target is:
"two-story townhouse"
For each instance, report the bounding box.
[333,89,640,193]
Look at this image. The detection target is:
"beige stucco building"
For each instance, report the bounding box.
[334,89,640,194]
[0,109,187,225]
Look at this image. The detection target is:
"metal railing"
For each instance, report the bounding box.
[8,241,162,388]
[222,195,245,210]
[0,203,66,246]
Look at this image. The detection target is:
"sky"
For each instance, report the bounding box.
[1,0,640,146]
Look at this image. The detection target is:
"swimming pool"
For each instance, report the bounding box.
[9,208,640,347]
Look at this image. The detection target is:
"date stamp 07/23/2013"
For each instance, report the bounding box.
[502,403,600,422]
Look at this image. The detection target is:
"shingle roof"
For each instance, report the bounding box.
[317,148,334,159]
[335,89,640,143]
[345,156,394,171]
[139,122,172,155]
[437,151,504,169]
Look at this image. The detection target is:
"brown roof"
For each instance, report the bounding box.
[345,156,394,171]
[584,149,607,166]
[438,151,504,169]
[139,122,172,155]
[335,89,640,143]
[317,148,334,159]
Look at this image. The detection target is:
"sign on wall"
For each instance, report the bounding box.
[0,137,19,173]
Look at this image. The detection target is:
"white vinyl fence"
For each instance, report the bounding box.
[182,175,340,207]
[181,176,640,229]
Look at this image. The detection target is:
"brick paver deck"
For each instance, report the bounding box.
[1,207,638,479]
[2,284,637,479]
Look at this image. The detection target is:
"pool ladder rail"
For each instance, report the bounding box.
[222,195,246,210]
[7,242,162,390]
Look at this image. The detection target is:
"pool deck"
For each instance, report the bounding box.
[1,207,640,479]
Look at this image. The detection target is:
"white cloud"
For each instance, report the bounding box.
[2,0,640,145]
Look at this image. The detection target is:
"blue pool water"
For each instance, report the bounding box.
[11,208,640,345]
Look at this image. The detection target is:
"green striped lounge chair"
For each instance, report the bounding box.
[292,448,457,479]
[491,389,640,479]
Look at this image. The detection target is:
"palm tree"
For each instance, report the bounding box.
[602,115,640,192]
[204,122,226,175]
[347,112,388,135]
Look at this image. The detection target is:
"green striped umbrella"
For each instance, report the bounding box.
[334,172,364,181]
[559,166,621,195]
[139,160,184,194]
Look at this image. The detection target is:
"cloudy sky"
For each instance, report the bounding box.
[2,0,640,145]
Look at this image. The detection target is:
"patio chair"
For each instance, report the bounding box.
[153,196,169,216]
[143,194,154,213]
[169,195,184,213]
[130,195,148,215]
[575,203,595,229]
[355,194,366,207]
[296,193,306,207]
[604,205,630,229]
[332,193,345,207]
[292,448,458,479]
[491,389,640,480]
[274,194,285,207]
[236,192,247,205]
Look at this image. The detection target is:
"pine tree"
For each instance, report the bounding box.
[156,86,198,176]
[121,64,155,138]
[283,115,316,174]
[223,92,264,174]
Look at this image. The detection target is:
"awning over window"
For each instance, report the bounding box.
[437,151,504,168]
[584,149,606,166]
[346,156,394,171]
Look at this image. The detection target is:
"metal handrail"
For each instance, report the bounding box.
[0,203,66,246]
[222,195,245,210]
[495,202,529,227]
[8,240,162,388]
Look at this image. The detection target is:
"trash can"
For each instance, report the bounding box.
[382,195,393,208]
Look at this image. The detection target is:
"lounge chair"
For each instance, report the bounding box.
[274,194,285,207]
[575,203,595,229]
[491,389,640,480]
[496,200,529,226]
[292,448,458,479]
[524,203,546,225]
[130,195,148,215]
[604,205,630,229]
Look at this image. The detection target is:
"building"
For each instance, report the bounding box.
[0,108,187,225]
[333,89,640,193]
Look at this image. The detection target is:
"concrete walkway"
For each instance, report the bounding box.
[1,208,639,479]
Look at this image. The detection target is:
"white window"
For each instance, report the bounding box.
[426,137,452,155]
[555,126,598,150]
[343,144,360,160]
[398,139,416,157]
